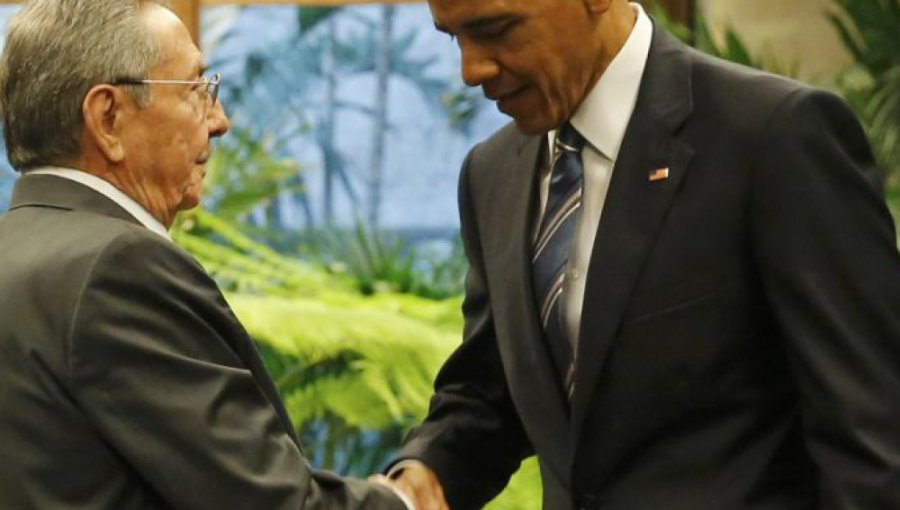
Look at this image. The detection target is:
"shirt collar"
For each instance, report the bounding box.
[26,166,172,241]
[566,2,653,161]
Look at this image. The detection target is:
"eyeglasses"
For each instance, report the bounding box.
[112,73,221,106]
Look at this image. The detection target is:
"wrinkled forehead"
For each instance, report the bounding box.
[428,0,553,32]
[427,0,501,25]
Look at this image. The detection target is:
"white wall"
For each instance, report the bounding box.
[699,0,853,83]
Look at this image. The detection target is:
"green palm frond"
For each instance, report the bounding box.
[693,11,758,69]
[484,457,542,510]
[865,63,900,185]
[204,126,304,220]
[645,2,693,43]
[226,293,457,427]
[321,292,464,333]
[829,0,900,72]
[829,0,900,182]
[174,208,353,296]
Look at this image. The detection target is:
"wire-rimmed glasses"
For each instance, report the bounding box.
[112,72,220,106]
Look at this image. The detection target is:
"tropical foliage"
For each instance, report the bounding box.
[829,0,900,202]
[207,5,480,231]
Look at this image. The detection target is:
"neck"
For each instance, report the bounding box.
[71,154,174,229]
[586,1,638,95]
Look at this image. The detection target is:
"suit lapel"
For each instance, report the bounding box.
[483,131,573,477]
[570,26,696,442]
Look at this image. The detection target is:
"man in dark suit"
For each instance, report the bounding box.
[0,1,412,508]
[387,0,900,508]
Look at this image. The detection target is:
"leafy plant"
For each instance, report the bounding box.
[224,290,459,475]
[484,457,542,510]
[202,125,305,222]
[644,1,693,43]
[693,11,755,66]
[409,237,468,300]
[648,1,793,79]
[311,222,417,295]
[301,222,466,299]
[829,0,900,186]
[173,207,354,296]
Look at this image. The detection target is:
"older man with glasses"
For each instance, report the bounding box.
[0,1,413,509]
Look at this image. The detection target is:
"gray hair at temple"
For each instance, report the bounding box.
[0,0,170,171]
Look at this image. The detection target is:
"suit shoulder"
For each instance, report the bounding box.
[65,214,195,282]
[82,223,206,292]
[688,45,822,109]
[0,210,197,378]
[682,47,853,135]
[1,207,165,282]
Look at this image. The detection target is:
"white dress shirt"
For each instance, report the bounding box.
[538,3,653,348]
[26,166,172,241]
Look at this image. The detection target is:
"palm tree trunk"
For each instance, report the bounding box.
[367,5,395,229]
[322,15,338,226]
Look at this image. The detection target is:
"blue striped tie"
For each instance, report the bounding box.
[532,123,585,400]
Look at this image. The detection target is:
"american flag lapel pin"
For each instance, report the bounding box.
[648,167,670,182]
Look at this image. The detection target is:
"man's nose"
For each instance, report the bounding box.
[207,100,229,138]
[459,40,499,88]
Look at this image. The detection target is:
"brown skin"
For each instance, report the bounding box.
[430,0,635,134]
[74,3,229,229]
[372,465,449,510]
[393,0,637,508]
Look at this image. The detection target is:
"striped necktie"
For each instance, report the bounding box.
[532,122,585,400]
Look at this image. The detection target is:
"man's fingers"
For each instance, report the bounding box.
[369,474,418,509]
[392,462,449,510]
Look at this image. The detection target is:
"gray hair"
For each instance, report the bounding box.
[0,0,170,171]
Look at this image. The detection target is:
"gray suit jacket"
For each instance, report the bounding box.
[397,24,900,510]
[0,174,405,510]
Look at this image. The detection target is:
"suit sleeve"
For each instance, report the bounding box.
[393,148,534,510]
[65,230,406,510]
[752,88,900,507]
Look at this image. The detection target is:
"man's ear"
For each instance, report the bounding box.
[583,0,613,16]
[82,84,130,163]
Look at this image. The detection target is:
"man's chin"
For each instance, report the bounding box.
[178,188,203,213]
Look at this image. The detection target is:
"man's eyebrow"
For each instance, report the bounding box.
[435,14,517,35]
[465,15,516,31]
[187,54,206,78]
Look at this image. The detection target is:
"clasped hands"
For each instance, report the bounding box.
[369,459,449,510]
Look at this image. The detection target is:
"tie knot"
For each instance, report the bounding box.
[555,123,585,153]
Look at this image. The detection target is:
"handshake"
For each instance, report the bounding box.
[370,460,450,510]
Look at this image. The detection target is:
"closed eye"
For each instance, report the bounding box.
[473,19,516,39]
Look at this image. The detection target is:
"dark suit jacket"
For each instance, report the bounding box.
[396,24,900,510]
[0,174,405,510]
